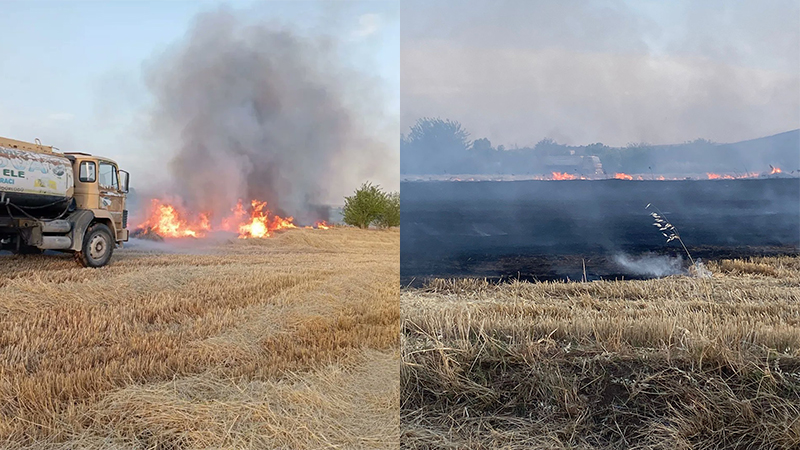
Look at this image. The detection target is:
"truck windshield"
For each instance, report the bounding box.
[98,162,119,190]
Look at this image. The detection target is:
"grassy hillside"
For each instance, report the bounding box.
[0,228,399,449]
[402,256,800,449]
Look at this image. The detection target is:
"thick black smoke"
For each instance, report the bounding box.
[144,8,391,224]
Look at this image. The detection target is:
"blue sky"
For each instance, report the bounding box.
[0,0,399,182]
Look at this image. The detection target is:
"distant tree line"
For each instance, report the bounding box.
[401,117,798,175]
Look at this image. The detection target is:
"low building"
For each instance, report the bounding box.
[544,155,603,176]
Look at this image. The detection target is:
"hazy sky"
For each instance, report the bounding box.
[401,0,800,147]
[0,0,399,189]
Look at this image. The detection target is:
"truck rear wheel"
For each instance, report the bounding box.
[76,223,114,268]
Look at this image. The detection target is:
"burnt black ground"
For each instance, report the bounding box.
[401,178,800,285]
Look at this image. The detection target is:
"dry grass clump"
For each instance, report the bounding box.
[0,227,399,449]
[709,256,800,278]
[402,255,800,449]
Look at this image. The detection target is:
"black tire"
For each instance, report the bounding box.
[76,223,114,268]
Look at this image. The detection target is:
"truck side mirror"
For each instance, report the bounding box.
[119,170,130,193]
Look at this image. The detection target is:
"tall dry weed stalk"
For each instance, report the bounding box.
[647,203,712,279]
[646,203,693,265]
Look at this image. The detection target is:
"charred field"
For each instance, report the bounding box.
[0,227,399,449]
[401,178,800,285]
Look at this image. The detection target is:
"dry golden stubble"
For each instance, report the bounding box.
[402,256,800,449]
[0,227,400,449]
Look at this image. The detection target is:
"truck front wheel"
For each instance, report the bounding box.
[76,223,114,267]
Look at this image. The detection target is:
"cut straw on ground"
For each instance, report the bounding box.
[402,256,800,449]
[0,227,399,449]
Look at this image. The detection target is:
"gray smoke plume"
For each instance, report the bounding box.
[144,8,394,224]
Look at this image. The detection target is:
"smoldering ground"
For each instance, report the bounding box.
[141,7,396,225]
[613,253,685,277]
[400,179,800,283]
[125,235,234,255]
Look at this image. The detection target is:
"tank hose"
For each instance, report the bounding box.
[9,197,70,210]
[3,196,73,221]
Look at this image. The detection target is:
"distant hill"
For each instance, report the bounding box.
[718,129,800,172]
[626,129,800,175]
[723,128,799,149]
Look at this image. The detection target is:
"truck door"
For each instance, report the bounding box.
[97,162,125,233]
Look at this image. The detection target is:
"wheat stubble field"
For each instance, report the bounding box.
[402,257,800,449]
[0,228,399,449]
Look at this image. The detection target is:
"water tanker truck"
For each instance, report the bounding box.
[0,136,129,267]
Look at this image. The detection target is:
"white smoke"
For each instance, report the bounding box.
[613,253,686,277]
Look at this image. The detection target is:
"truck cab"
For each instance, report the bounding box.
[66,153,130,243]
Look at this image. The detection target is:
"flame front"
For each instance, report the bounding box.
[771,165,782,174]
[551,171,577,180]
[614,173,633,180]
[134,198,329,239]
[138,199,209,238]
[706,173,735,180]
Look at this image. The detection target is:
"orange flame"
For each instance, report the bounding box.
[229,200,296,239]
[551,171,577,180]
[770,165,782,174]
[135,198,313,239]
[706,173,735,180]
[315,220,330,230]
[614,173,633,180]
[198,213,211,232]
[137,199,209,238]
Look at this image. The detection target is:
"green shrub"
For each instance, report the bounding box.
[343,183,400,229]
[343,182,386,228]
[376,191,400,228]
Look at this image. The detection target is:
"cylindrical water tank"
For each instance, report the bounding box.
[0,145,74,218]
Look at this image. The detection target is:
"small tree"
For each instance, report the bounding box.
[343,182,387,228]
[401,117,472,174]
[376,191,400,228]
[471,137,492,152]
